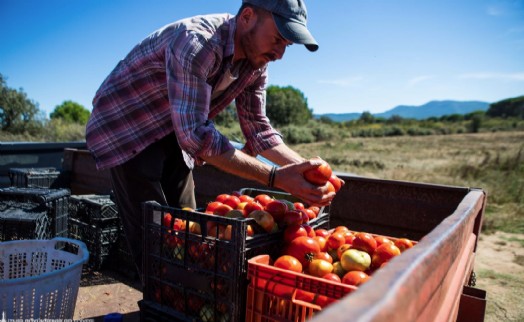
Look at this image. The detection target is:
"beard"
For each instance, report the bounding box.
[239,28,270,69]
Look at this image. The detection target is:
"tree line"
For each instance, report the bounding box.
[1,72,523,143]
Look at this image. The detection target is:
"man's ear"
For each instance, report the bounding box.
[238,7,257,29]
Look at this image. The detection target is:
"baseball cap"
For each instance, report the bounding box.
[242,0,319,52]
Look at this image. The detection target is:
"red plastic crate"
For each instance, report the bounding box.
[245,254,355,322]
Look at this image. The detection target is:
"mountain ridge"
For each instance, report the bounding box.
[315,100,490,122]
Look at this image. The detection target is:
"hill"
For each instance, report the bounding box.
[315,100,490,122]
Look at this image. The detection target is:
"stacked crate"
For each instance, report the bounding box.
[0,200,50,241]
[68,195,120,269]
[8,167,61,189]
[0,187,70,239]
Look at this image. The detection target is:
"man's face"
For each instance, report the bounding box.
[238,10,293,69]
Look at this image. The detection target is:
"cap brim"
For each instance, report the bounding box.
[272,14,319,52]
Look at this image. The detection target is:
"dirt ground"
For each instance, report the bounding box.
[73,231,524,321]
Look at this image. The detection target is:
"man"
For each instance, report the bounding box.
[86,0,335,279]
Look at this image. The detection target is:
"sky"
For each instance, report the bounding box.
[1,0,523,117]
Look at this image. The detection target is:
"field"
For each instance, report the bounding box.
[290,131,524,321]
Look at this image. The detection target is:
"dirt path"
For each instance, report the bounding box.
[73,231,524,321]
[474,231,524,322]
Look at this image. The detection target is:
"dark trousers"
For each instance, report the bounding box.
[109,133,196,284]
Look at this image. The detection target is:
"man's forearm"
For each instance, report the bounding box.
[260,143,306,166]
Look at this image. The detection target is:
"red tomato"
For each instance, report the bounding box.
[308,206,320,216]
[342,271,370,286]
[314,228,330,238]
[337,244,352,260]
[283,224,307,243]
[304,162,332,185]
[303,208,317,220]
[352,232,378,255]
[394,238,414,252]
[222,195,240,209]
[301,224,316,238]
[284,236,321,268]
[326,181,336,194]
[375,235,394,247]
[293,202,305,211]
[281,210,303,226]
[371,243,401,268]
[326,232,346,251]
[254,194,273,207]
[162,212,173,228]
[215,194,230,203]
[313,236,328,252]
[274,255,303,273]
[205,201,223,214]
[243,201,264,217]
[213,204,233,216]
[265,199,289,223]
[322,273,342,283]
[328,174,342,192]
[239,194,254,203]
[313,251,333,264]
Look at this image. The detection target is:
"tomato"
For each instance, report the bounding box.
[326,232,346,251]
[274,255,303,273]
[293,202,305,211]
[394,238,414,252]
[342,231,355,245]
[334,226,350,233]
[239,194,254,203]
[304,162,332,185]
[265,199,289,223]
[374,235,394,247]
[308,259,333,277]
[326,181,336,194]
[284,236,321,268]
[248,210,275,233]
[336,244,352,260]
[254,194,273,207]
[342,271,370,286]
[222,195,240,209]
[162,212,173,228]
[308,206,320,216]
[281,210,303,226]
[352,232,378,255]
[205,201,223,214]
[372,243,401,268]
[299,209,310,223]
[314,228,330,238]
[283,224,307,243]
[213,204,233,216]
[332,261,346,278]
[322,273,341,283]
[313,236,328,252]
[313,251,333,264]
[301,224,316,238]
[303,208,317,220]
[215,194,230,203]
[243,201,264,217]
[328,174,343,192]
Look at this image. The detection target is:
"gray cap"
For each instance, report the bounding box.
[242,0,318,52]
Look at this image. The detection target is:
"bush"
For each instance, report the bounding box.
[280,125,315,144]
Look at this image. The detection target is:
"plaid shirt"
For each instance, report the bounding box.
[86,14,283,170]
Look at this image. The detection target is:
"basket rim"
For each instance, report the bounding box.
[0,237,89,286]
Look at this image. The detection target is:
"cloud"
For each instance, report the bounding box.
[407,75,435,87]
[317,77,364,87]
[459,72,524,81]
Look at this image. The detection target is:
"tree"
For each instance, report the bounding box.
[358,111,375,124]
[0,73,44,134]
[50,100,91,124]
[214,102,237,127]
[266,85,313,127]
[487,95,524,119]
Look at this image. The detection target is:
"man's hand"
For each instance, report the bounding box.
[273,158,336,207]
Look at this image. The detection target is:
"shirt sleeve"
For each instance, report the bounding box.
[236,68,284,156]
[166,32,234,162]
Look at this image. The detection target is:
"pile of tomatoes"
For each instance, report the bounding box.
[269,224,416,307]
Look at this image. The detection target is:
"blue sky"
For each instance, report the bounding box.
[1,0,523,117]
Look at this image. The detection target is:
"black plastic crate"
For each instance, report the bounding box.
[110,227,139,280]
[0,187,70,238]
[142,201,287,322]
[0,201,50,241]
[69,194,119,228]
[8,167,60,188]
[68,217,119,269]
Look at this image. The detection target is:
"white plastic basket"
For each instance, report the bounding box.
[0,237,89,319]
